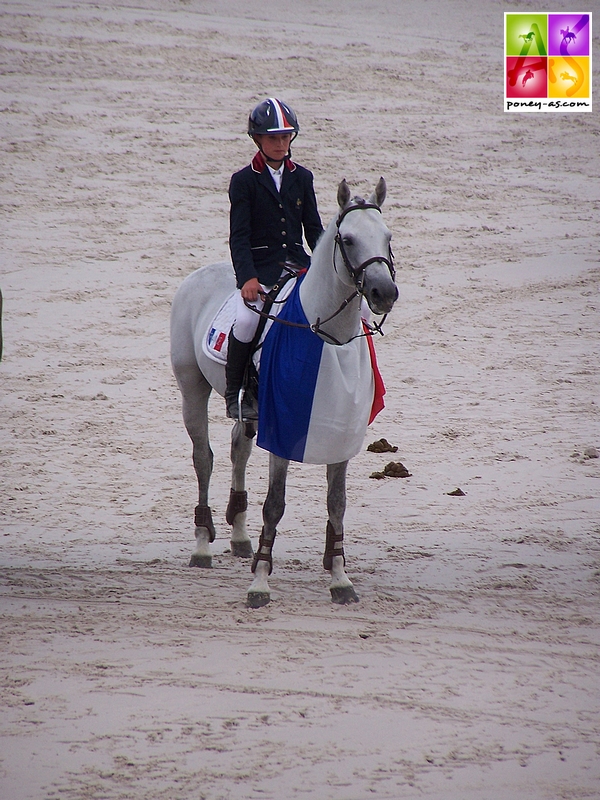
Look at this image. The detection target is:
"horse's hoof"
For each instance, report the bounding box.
[231,540,254,559]
[189,554,212,568]
[246,591,270,608]
[330,585,359,604]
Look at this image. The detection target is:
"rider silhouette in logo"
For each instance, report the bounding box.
[226,98,324,421]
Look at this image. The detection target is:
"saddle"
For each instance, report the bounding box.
[202,270,300,367]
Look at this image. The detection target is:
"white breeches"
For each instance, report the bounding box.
[232,288,267,343]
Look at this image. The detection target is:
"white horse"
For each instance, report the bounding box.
[170,178,398,607]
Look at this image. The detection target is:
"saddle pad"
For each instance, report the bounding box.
[202,278,297,365]
[202,293,237,364]
[257,276,385,465]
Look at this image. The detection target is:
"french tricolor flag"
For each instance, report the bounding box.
[257,278,385,464]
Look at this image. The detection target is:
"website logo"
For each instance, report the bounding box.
[505,12,592,112]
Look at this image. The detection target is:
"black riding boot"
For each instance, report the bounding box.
[225,332,258,421]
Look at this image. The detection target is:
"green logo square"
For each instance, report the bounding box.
[506,13,548,56]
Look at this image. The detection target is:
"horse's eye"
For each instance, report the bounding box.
[342,236,354,247]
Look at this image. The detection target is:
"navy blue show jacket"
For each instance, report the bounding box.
[228,152,324,289]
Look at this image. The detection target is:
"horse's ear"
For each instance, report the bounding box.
[337,179,351,210]
[369,176,386,208]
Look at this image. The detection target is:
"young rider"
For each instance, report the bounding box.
[226,97,324,421]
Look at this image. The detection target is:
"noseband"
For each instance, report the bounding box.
[334,201,396,290]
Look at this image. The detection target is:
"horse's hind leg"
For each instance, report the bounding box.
[247,454,289,608]
[177,365,215,568]
[226,421,255,558]
[325,461,359,604]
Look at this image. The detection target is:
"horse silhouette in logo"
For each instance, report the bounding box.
[519,32,536,44]
[522,69,535,88]
[560,71,577,85]
[560,26,577,45]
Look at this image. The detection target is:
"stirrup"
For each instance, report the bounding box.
[226,388,258,422]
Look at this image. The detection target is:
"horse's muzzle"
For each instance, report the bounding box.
[365,281,399,315]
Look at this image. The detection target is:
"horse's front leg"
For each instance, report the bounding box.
[247,454,289,608]
[226,420,255,559]
[324,461,359,604]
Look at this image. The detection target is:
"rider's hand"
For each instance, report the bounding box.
[241,277,262,302]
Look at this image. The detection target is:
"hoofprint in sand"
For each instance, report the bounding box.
[1,2,599,799]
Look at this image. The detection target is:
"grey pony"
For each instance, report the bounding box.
[170,178,398,607]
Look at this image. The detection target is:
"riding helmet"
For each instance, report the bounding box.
[247,98,299,136]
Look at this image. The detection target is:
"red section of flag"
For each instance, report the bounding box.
[214,332,226,352]
[363,323,386,423]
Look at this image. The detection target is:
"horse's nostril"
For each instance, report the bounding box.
[369,284,397,311]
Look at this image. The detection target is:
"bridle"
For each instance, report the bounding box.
[334,200,396,291]
[244,200,396,346]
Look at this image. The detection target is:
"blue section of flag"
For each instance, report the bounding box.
[257,276,324,462]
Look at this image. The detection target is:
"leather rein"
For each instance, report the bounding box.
[244,201,395,346]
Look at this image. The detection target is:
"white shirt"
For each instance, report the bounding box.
[267,163,284,192]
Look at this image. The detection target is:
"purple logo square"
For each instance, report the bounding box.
[548,13,590,56]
